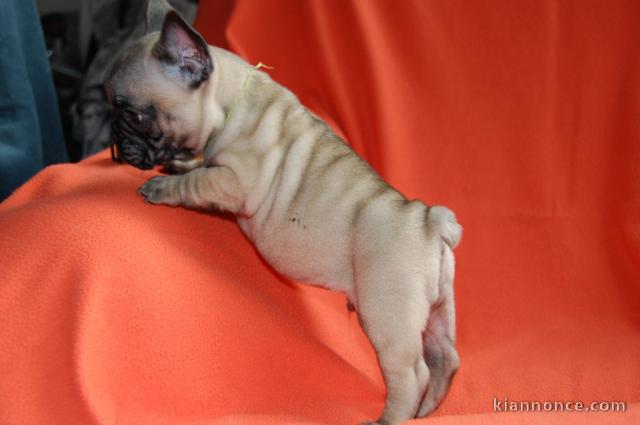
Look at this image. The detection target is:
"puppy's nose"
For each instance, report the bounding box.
[120,141,155,170]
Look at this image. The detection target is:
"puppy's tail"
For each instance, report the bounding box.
[427,206,462,249]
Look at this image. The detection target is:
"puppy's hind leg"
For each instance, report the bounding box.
[416,244,460,417]
[356,274,431,424]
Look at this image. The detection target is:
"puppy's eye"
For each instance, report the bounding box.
[125,110,148,130]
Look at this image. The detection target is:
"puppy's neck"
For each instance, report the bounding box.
[195,47,263,150]
[209,47,257,113]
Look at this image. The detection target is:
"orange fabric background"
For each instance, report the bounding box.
[1,0,639,424]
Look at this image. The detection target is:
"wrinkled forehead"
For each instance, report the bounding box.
[104,35,162,106]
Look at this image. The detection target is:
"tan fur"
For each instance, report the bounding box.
[111,19,462,424]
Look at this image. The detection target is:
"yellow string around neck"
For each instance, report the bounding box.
[225,62,275,124]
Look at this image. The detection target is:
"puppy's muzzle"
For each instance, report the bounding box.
[110,116,193,170]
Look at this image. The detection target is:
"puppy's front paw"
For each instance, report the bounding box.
[138,176,180,205]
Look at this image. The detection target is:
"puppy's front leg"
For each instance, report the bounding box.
[164,158,205,175]
[139,166,243,213]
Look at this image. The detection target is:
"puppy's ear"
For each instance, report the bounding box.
[145,0,173,34]
[152,11,213,88]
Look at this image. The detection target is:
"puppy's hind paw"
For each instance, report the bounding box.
[346,300,356,312]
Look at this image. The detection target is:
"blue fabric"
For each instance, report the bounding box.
[0,0,68,200]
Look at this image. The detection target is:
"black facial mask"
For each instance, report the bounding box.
[110,109,193,170]
[110,113,157,170]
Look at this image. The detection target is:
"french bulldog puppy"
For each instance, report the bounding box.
[105,1,462,423]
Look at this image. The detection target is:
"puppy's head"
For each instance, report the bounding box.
[105,0,213,169]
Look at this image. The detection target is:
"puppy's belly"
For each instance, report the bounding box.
[238,208,356,295]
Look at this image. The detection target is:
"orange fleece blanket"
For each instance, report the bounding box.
[1,0,639,424]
